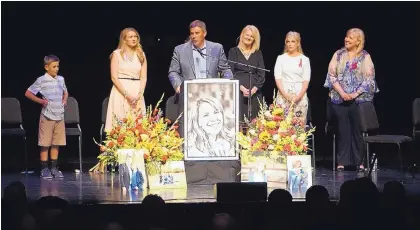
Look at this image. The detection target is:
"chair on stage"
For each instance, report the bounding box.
[306,99,316,170]
[165,94,179,123]
[64,97,83,172]
[413,98,420,140]
[99,97,109,143]
[358,101,412,176]
[324,100,338,170]
[1,98,30,173]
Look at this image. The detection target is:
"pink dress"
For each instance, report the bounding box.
[105,49,146,132]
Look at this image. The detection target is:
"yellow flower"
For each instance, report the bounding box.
[274,144,284,151]
[259,131,270,142]
[279,121,288,131]
[266,121,277,129]
[273,108,283,116]
[298,133,307,142]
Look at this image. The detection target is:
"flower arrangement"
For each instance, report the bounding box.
[89,94,184,174]
[237,92,315,165]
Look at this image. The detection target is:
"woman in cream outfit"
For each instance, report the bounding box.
[105,28,147,132]
[274,31,311,124]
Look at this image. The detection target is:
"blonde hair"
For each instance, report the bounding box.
[283,31,304,54]
[112,28,145,64]
[188,97,234,156]
[346,28,365,54]
[238,25,261,53]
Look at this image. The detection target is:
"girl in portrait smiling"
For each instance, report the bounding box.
[187,97,235,157]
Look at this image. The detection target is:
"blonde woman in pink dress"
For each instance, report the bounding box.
[105,28,147,132]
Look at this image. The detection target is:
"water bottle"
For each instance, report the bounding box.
[372,153,378,171]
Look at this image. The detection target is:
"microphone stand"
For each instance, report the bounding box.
[197,50,270,122]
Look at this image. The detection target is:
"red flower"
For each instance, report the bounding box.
[100,145,106,152]
[284,144,291,152]
[273,115,282,121]
[351,62,358,70]
[173,125,179,130]
[294,140,301,147]
[143,153,149,160]
[289,129,295,135]
[165,118,172,124]
[153,108,159,116]
[303,145,308,151]
[107,141,114,148]
[269,130,277,135]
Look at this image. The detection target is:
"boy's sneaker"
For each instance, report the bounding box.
[50,168,64,178]
[40,168,53,179]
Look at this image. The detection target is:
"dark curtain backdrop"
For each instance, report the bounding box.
[2,2,419,171]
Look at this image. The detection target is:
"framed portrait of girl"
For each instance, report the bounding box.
[184,79,240,161]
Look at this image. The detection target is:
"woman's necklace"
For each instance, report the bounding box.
[125,51,135,62]
[240,47,251,59]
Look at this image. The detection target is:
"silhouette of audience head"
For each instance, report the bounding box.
[36,196,69,229]
[142,194,167,228]
[103,222,124,230]
[383,180,405,199]
[212,213,235,230]
[268,189,292,206]
[3,181,27,207]
[306,185,329,206]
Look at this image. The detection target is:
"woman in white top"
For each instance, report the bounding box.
[274,31,311,123]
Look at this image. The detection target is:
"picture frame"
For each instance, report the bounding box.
[286,155,312,194]
[183,79,239,161]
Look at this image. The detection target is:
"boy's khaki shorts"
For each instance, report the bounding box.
[38,114,66,147]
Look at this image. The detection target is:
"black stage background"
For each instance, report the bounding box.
[2,2,419,172]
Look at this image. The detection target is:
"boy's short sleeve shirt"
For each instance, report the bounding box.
[28,73,67,121]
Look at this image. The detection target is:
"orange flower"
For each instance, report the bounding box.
[288,129,295,135]
[122,118,128,123]
[107,141,114,148]
[273,115,282,121]
[100,145,106,152]
[143,153,149,160]
[165,118,172,124]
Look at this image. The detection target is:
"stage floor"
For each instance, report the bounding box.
[1,167,419,204]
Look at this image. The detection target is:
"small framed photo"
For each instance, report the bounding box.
[286,155,312,193]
